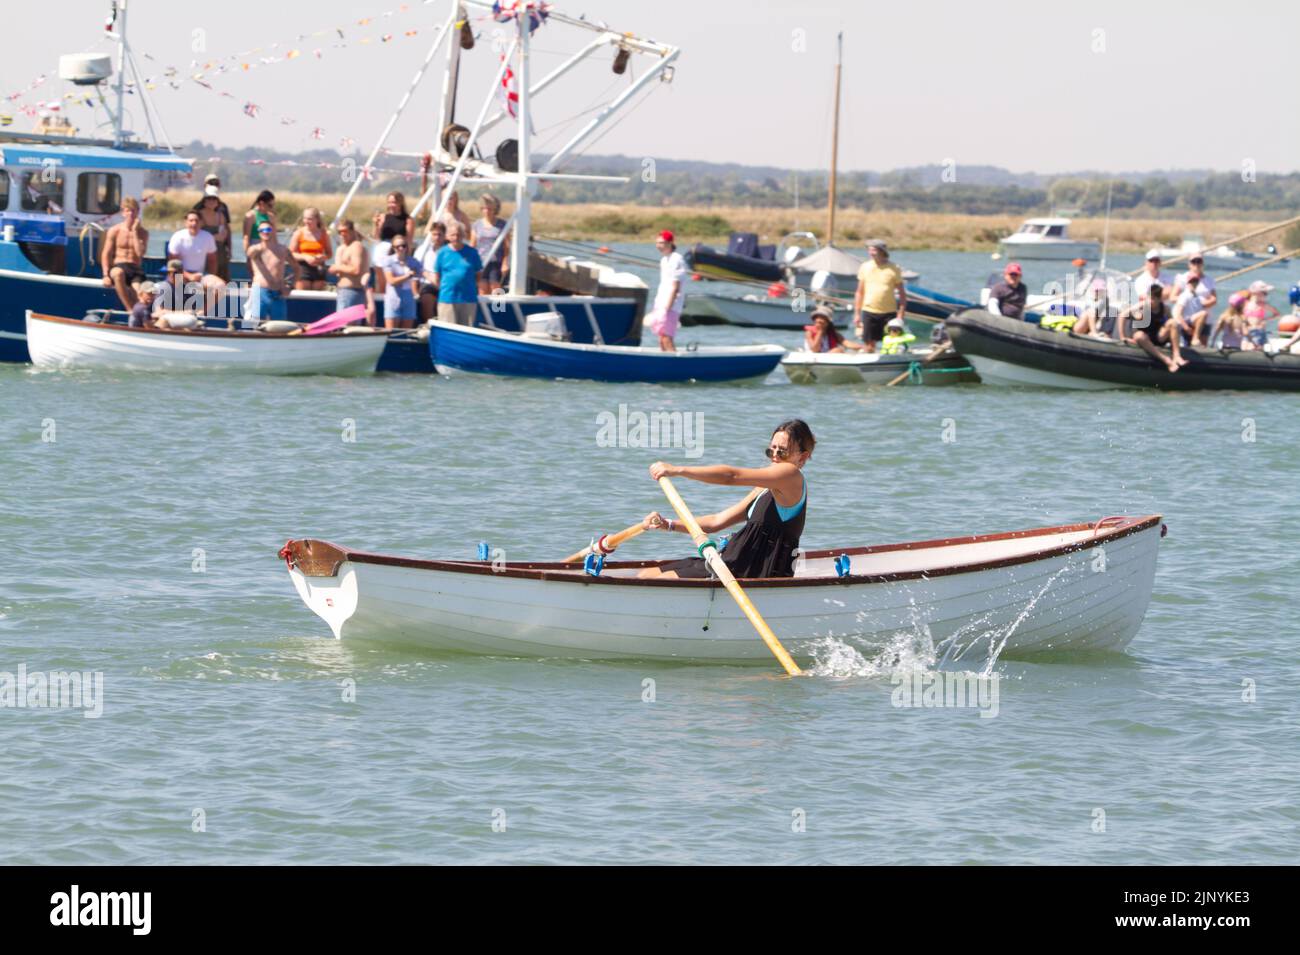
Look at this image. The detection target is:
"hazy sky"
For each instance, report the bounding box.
[6,0,1297,175]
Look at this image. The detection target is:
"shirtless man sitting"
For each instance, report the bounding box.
[101,196,149,310]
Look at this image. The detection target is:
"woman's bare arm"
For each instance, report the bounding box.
[652,461,803,507]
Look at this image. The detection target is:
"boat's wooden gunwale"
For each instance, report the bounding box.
[283,515,1161,588]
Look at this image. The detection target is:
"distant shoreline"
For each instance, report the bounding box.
[145,191,1294,254]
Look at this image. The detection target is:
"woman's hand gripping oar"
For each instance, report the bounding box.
[656,476,802,676]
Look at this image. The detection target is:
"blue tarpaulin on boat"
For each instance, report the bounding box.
[0,145,191,172]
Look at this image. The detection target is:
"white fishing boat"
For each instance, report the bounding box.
[780,346,976,385]
[997,218,1100,261]
[25,311,389,375]
[281,514,1164,663]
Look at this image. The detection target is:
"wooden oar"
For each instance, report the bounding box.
[1208,247,1300,284]
[657,477,802,676]
[562,522,647,564]
[885,341,953,387]
[1148,214,1300,273]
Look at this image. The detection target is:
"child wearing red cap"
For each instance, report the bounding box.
[650,230,686,351]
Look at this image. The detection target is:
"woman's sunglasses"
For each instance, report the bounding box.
[764,445,791,460]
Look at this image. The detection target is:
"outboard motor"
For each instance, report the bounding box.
[809,269,837,296]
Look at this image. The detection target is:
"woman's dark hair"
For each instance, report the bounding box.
[773,419,815,454]
[253,189,275,207]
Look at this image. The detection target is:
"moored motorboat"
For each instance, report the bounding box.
[25,310,390,375]
[781,346,976,385]
[997,217,1100,261]
[946,308,1300,390]
[427,318,785,383]
[280,514,1164,662]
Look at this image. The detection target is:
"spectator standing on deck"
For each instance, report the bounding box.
[432,222,482,326]
[329,219,370,314]
[648,229,687,352]
[854,239,908,353]
[472,193,510,294]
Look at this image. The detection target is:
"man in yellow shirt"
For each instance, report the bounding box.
[853,239,908,353]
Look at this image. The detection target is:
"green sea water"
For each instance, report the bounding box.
[2,250,1297,864]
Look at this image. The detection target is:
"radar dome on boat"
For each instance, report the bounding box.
[58,54,112,86]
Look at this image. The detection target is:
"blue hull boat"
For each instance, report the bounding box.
[428,321,785,383]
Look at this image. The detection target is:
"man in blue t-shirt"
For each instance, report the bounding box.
[433,223,483,325]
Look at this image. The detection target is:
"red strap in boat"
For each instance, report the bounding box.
[279,540,297,569]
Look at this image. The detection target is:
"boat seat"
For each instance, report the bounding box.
[756,244,776,262]
[727,232,760,259]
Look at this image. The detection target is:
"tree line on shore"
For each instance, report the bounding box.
[170,142,1300,219]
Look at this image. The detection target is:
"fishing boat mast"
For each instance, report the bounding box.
[825,31,842,246]
[508,7,533,296]
[336,0,679,301]
[111,0,129,146]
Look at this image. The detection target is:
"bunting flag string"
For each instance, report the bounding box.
[5,0,552,152]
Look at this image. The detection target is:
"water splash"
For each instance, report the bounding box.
[806,564,1073,681]
[936,564,1073,676]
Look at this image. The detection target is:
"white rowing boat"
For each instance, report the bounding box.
[281,515,1164,663]
[780,346,976,385]
[25,311,390,375]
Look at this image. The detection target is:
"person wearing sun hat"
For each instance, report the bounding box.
[987,261,1028,320]
[1173,254,1217,344]
[191,173,233,281]
[853,238,907,351]
[1134,249,1172,302]
[1241,280,1279,349]
[803,305,862,353]
[879,316,917,355]
[649,229,687,351]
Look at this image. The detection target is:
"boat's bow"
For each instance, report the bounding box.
[280,540,359,638]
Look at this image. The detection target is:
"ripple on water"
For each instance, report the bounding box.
[3,296,1300,863]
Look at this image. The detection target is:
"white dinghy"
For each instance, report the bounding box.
[281,515,1165,664]
[26,311,389,376]
[781,345,976,385]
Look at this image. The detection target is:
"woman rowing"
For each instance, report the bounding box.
[639,419,814,579]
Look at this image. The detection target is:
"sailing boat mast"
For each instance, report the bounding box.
[825,31,842,246]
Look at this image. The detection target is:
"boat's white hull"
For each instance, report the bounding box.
[26,312,388,375]
[965,354,1119,390]
[997,239,1100,261]
[782,350,924,385]
[696,295,844,330]
[285,518,1162,663]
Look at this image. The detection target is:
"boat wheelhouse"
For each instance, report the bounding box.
[1,1,676,372]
